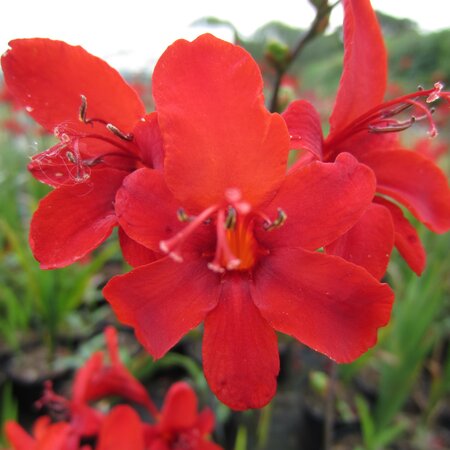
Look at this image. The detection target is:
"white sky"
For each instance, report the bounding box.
[1,0,449,72]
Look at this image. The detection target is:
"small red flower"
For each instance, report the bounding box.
[5,406,147,450]
[103,34,394,410]
[33,327,157,440]
[1,39,164,269]
[282,0,450,278]
[72,326,158,418]
[5,417,78,450]
[145,382,220,450]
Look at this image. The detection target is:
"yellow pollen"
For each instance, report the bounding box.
[224,220,257,271]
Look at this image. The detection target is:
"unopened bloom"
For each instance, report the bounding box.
[283,0,450,278]
[104,33,394,410]
[1,39,164,268]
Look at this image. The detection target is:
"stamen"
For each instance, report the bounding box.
[407,99,438,137]
[369,117,416,133]
[160,204,218,262]
[326,83,449,148]
[207,209,240,272]
[106,123,134,141]
[177,208,191,222]
[224,187,251,214]
[224,206,237,229]
[66,151,77,163]
[79,94,134,141]
[427,82,443,103]
[264,208,287,231]
[79,94,89,123]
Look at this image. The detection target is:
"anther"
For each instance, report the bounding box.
[106,123,134,141]
[177,208,191,222]
[224,207,237,229]
[66,151,77,163]
[264,208,287,231]
[79,94,88,123]
[369,117,416,134]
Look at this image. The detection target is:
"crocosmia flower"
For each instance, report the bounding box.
[5,417,78,450]
[283,0,450,278]
[145,382,220,450]
[5,406,147,450]
[1,39,164,268]
[103,33,394,410]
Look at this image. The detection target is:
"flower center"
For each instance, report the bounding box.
[159,188,286,273]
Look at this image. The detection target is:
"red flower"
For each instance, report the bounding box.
[103,33,394,410]
[5,417,78,450]
[145,382,220,450]
[5,406,147,450]
[33,327,157,440]
[72,326,158,418]
[1,39,163,269]
[282,0,450,278]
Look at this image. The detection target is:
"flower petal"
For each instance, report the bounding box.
[103,258,219,359]
[133,113,165,170]
[359,149,450,233]
[5,421,35,450]
[326,202,395,280]
[30,168,126,269]
[153,33,289,211]
[115,168,182,252]
[118,228,160,267]
[256,153,376,250]
[374,197,426,275]
[97,406,146,450]
[252,248,394,363]
[2,38,145,133]
[329,0,387,133]
[159,382,198,431]
[36,423,78,450]
[203,273,279,410]
[282,99,323,159]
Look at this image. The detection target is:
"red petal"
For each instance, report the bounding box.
[196,409,215,435]
[153,34,289,211]
[97,406,146,450]
[36,423,77,450]
[329,0,387,133]
[282,100,323,159]
[256,153,376,250]
[326,202,395,280]
[252,248,394,363]
[115,168,183,252]
[103,258,219,359]
[30,169,126,269]
[359,149,450,233]
[133,113,164,170]
[159,382,198,431]
[72,352,103,403]
[5,421,35,450]
[2,38,145,134]
[118,227,160,267]
[374,197,426,275]
[199,443,223,450]
[203,273,279,410]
